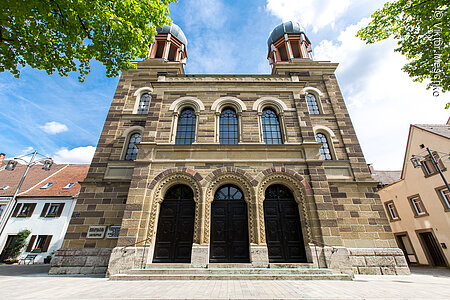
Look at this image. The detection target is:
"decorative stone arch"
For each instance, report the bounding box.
[252,96,289,113]
[169,96,205,113]
[313,125,337,160]
[120,126,144,160]
[301,87,324,98]
[211,97,247,143]
[256,168,313,245]
[169,97,204,143]
[253,97,289,143]
[147,168,204,247]
[203,167,258,244]
[211,96,247,113]
[301,87,324,114]
[132,86,153,114]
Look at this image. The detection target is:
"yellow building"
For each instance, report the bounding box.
[378,120,450,267]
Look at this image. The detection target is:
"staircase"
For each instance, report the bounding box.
[109,263,353,280]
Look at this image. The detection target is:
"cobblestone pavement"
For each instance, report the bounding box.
[0,265,449,299]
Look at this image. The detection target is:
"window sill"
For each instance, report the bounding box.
[424,167,447,178]
[414,213,429,218]
[389,218,401,222]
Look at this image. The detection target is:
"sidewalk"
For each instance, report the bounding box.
[0,265,449,299]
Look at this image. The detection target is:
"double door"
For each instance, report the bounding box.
[210,185,250,263]
[264,184,306,262]
[153,185,195,263]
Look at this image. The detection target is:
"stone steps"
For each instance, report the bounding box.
[110,265,353,281]
[110,272,351,281]
[127,268,334,275]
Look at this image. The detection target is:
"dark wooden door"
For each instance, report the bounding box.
[264,184,306,263]
[0,235,18,261]
[419,232,447,267]
[153,185,195,263]
[210,185,250,263]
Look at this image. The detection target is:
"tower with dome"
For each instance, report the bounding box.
[50,22,409,279]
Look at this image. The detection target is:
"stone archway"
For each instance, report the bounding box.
[147,170,203,260]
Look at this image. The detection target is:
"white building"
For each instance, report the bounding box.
[0,164,89,263]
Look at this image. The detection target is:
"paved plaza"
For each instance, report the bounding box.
[0,265,449,299]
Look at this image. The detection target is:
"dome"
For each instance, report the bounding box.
[156,23,188,46]
[267,21,308,51]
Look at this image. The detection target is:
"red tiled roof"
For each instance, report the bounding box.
[0,164,89,198]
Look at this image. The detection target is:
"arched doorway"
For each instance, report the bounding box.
[153,184,195,263]
[264,184,306,262]
[210,184,250,263]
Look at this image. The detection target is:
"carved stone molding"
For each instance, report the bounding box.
[256,169,313,244]
[147,171,203,244]
[203,169,257,244]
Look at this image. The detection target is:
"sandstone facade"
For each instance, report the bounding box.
[50,23,407,276]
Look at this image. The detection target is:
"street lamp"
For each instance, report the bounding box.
[0,150,53,236]
[410,146,450,191]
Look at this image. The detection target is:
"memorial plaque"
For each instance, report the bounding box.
[106,226,120,239]
[87,226,106,239]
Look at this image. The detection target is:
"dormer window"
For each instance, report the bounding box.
[0,185,9,190]
[62,183,76,190]
[40,182,54,190]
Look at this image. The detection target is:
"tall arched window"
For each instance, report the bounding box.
[306,94,320,114]
[125,132,141,160]
[315,133,332,160]
[137,93,151,114]
[262,108,283,144]
[175,108,196,145]
[220,108,238,144]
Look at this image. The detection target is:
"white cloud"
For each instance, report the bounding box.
[53,146,96,164]
[39,121,68,134]
[314,18,449,170]
[266,0,351,31]
[181,0,226,30]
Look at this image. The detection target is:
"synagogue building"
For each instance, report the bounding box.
[50,22,409,278]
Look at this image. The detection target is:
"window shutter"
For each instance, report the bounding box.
[26,235,37,252]
[56,203,65,217]
[27,203,37,217]
[42,235,52,252]
[12,203,22,217]
[40,203,50,217]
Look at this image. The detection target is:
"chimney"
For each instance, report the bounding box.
[367,163,376,175]
[0,153,5,165]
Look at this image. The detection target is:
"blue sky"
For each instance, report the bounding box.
[0,0,448,169]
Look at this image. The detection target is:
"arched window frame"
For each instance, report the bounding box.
[313,126,337,160]
[132,87,153,114]
[253,97,290,144]
[211,97,246,143]
[169,97,205,144]
[302,87,324,115]
[174,107,197,145]
[121,126,144,160]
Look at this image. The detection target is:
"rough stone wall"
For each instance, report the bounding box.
[49,248,112,275]
[349,248,410,275]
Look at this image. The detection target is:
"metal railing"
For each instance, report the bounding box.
[310,239,338,269]
[120,236,152,269]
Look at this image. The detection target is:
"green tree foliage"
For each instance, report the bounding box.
[357,0,449,106]
[8,229,31,259]
[0,0,176,81]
